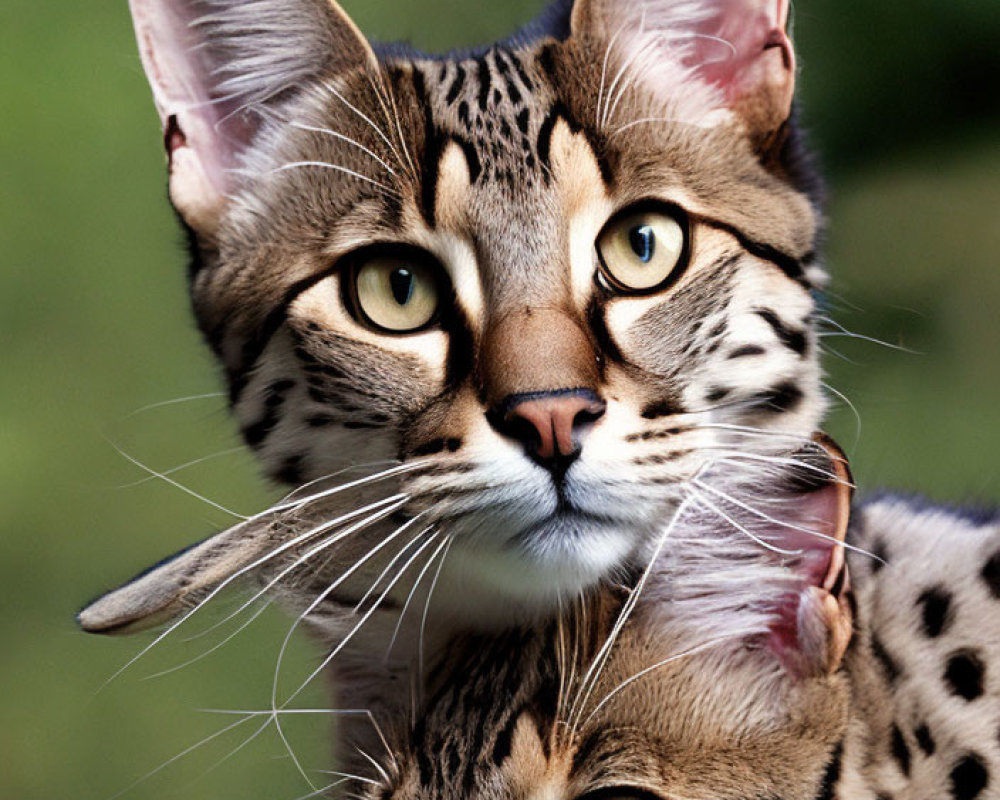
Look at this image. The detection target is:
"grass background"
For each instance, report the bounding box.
[1,1,998,797]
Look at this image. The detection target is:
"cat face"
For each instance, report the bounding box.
[134,0,825,606]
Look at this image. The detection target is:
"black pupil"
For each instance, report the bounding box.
[389,267,416,306]
[629,224,656,263]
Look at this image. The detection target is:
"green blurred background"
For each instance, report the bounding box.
[1,1,998,797]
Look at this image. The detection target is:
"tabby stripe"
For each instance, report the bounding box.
[508,51,535,91]
[476,55,491,111]
[445,63,466,105]
[816,740,844,800]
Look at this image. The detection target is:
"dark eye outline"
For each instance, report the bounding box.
[594,201,692,297]
[339,244,451,335]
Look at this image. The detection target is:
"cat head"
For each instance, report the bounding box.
[130,0,826,606]
[343,440,855,800]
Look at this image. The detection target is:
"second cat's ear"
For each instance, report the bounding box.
[765,435,855,677]
[570,0,795,145]
[129,0,377,236]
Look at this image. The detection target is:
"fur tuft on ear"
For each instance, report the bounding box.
[571,0,795,143]
[129,0,376,234]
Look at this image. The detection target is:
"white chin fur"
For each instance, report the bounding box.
[439,519,636,621]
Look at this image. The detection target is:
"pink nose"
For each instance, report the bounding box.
[503,392,606,461]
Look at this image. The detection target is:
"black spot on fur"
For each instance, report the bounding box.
[945,650,986,700]
[728,345,766,358]
[414,439,447,457]
[753,381,803,413]
[242,379,295,447]
[981,551,1000,599]
[516,108,530,134]
[950,754,989,799]
[917,586,954,637]
[706,387,730,403]
[871,635,901,682]
[756,308,808,355]
[641,397,685,420]
[276,454,304,485]
[915,723,936,756]
[870,538,889,572]
[455,136,483,184]
[490,712,517,765]
[891,724,911,777]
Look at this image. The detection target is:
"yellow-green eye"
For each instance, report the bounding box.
[352,253,442,333]
[597,208,687,293]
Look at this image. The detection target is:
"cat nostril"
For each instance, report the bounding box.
[491,389,606,464]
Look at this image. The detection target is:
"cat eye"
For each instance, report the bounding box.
[596,206,689,294]
[347,250,444,333]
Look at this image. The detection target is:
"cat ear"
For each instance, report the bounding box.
[570,0,795,143]
[77,521,278,635]
[764,435,855,677]
[129,0,377,235]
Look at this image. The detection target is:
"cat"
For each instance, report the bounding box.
[80,0,847,788]
[80,0,830,621]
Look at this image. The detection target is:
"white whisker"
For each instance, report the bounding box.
[270,161,400,197]
[568,489,698,734]
[694,479,880,562]
[583,635,736,726]
[689,490,801,556]
[126,392,226,416]
[108,439,247,519]
[116,446,245,489]
[418,536,453,690]
[288,121,398,176]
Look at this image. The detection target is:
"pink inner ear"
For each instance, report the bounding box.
[680,0,793,103]
[766,483,842,587]
[761,482,850,676]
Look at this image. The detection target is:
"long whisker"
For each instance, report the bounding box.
[693,479,881,561]
[269,161,401,197]
[323,80,408,177]
[268,521,433,783]
[689,490,801,556]
[822,381,862,449]
[101,483,413,687]
[384,532,449,661]
[286,529,441,707]
[126,392,226,416]
[568,490,698,735]
[115,446,245,489]
[108,439,247,519]
[353,528,433,612]
[105,713,258,800]
[583,635,737,726]
[188,495,412,641]
[418,536,453,690]
[288,121,398,176]
[269,516,429,712]
[142,598,273,680]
